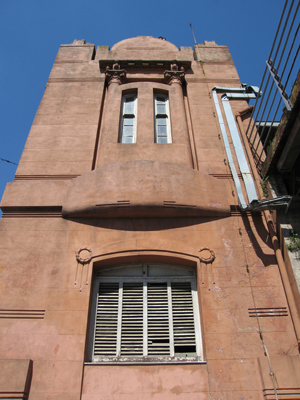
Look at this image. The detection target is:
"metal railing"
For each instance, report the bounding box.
[246,0,300,171]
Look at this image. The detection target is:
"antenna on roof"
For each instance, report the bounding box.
[189,23,197,45]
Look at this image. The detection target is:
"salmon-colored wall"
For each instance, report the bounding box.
[96,81,193,168]
[0,37,299,400]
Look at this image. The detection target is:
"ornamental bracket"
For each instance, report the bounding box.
[164,62,185,85]
[105,62,126,85]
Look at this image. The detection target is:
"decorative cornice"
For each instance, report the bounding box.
[105,62,126,85]
[99,59,192,72]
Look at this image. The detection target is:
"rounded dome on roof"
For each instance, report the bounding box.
[111,36,178,52]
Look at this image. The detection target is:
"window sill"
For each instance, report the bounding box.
[84,360,206,366]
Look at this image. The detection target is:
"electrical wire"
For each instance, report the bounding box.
[0,158,17,166]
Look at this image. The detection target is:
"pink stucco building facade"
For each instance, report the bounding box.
[1,36,300,400]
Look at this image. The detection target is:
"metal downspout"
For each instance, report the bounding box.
[212,90,247,209]
[221,95,258,204]
[236,112,262,195]
[236,112,300,351]
[213,87,290,211]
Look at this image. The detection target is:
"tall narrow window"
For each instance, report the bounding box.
[89,263,203,363]
[154,93,171,143]
[119,94,137,143]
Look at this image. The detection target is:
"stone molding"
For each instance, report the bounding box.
[105,62,126,85]
[164,63,185,85]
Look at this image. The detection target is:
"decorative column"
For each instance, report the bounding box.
[105,62,126,102]
[97,62,127,155]
[164,63,189,144]
[104,62,126,117]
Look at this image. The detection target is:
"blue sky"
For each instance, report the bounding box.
[0,0,285,205]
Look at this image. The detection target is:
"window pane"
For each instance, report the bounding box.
[147,265,194,277]
[121,136,134,143]
[157,137,168,144]
[157,116,167,125]
[156,99,166,114]
[157,125,167,137]
[123,116,134,126]
[97,264,144,277]
[157,104,166,115]
[124,97,135,114]
[121,283,144,356]
[123,125,134,137]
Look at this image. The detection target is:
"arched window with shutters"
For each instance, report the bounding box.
[88,263,203,363]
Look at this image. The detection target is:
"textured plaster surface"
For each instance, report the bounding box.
[0,37,298,400]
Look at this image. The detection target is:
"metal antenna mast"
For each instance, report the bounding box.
[190,23,202,63]
[190,23,197,45]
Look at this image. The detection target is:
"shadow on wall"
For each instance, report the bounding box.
[65,216,228,231]
[242,214,277,267]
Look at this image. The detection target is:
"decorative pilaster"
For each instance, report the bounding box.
[105,62,126,86]
[163,62,190,154]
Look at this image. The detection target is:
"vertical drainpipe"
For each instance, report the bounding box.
[212,89,247,209]
[221,95,258,204]
[236,111,300,352]
[213,87,262,209]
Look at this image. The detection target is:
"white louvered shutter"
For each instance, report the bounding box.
[93,282,119,357]
[147,282,170,356]
[171,282,197,355]
[121,282,144,356]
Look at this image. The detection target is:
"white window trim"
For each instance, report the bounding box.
[88,264,203,363]
[154,93,172,144]
[119,93,137,143]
